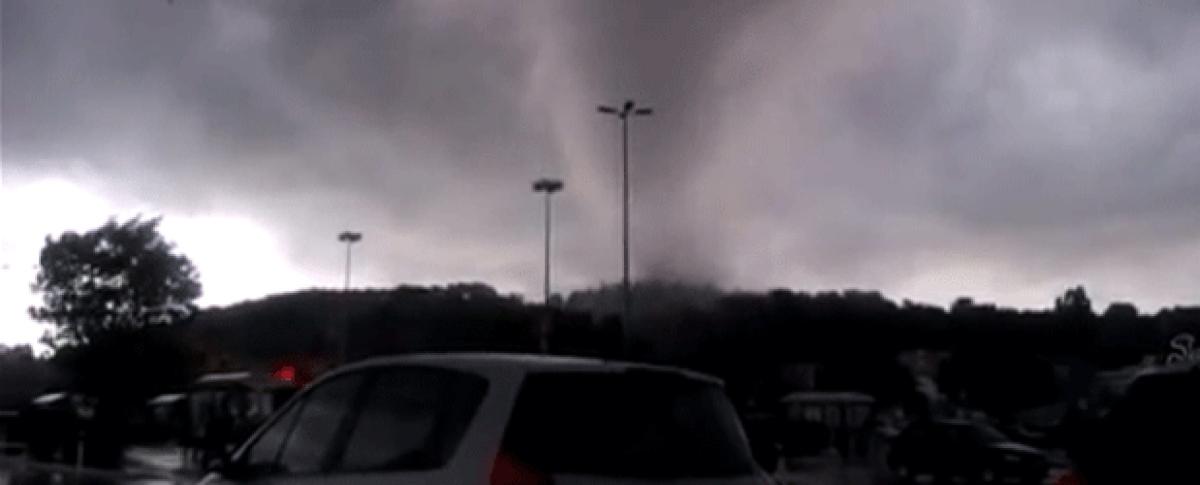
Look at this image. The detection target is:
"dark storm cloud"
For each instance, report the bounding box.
[5,0,1200,310]
[682,0,1200,307]
[3,0,572,281]
[0,0,761,290]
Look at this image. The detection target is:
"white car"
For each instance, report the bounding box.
[201,353,773,485]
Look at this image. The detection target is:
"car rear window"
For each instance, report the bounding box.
[500,371,756,478]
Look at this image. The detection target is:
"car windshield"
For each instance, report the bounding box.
[500,371,756,478]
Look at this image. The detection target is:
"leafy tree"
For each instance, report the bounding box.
[26,217,202,467]
[30,217,202,348]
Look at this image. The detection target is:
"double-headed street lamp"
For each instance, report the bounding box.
[597,99,652,332]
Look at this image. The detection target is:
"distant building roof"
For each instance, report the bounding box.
[32,392,68,406]
[147,393,187,406]
[194,370,292,391]
[196,371,253,384]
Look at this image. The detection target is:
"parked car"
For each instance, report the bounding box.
[1070,364,1200,485]
[201,353,774,485]
[888,419,1049,484]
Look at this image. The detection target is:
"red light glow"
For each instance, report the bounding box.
[272,365,296,383]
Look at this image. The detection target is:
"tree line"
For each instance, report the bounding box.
[11,216,1200,465]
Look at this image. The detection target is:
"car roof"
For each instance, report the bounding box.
[332,352,724,386]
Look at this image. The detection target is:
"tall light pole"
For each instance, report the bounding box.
[598,99,652,336]
[533,178,564,305]
[533,178,563,354]
[337,231,362,290]
[336,231,361,363]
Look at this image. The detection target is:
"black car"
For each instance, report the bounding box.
[888,419,1049,484]
[1070,365,1200,485]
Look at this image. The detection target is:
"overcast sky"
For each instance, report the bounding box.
[4,0,1200,345]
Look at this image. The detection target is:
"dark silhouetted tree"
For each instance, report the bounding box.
[1095,302,1149,367]
[950,297,975,314]
[1054,286,1096,350]
[27,217,203,467]
[1055,286,1094,317]
[1102,302,1138,320]
[30,217,201,348]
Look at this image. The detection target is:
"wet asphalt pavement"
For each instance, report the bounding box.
[1,456,186,485]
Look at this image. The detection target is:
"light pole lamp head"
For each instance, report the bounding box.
[532,178,564,193]
[600,101,651,119]
[338,231,363,243]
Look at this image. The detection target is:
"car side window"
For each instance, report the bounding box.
[335,367,487,472]
[242,399,302,471]
[276,374,365,474]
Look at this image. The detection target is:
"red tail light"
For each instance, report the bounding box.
[490,451,553,485]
